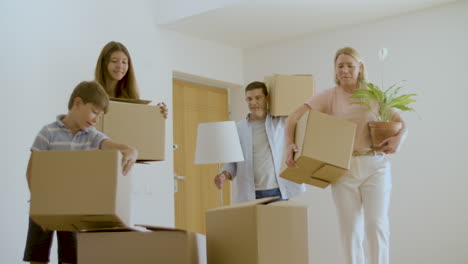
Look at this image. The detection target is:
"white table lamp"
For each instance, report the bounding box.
[194,121,244,206]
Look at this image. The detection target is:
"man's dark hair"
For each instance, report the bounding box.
[245,81,268,96]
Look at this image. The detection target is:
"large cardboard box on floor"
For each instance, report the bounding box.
[206,197,309,264]
[264,74,314,116]
[280,110,356,188]
[96,99,165,162]
[30,149,131,231]
[78,225,206,264]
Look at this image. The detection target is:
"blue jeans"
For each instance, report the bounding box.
[255,188,287,201]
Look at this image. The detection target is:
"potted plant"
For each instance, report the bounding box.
[350,81,417,150]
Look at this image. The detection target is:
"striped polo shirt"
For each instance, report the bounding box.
[31,115,109,151]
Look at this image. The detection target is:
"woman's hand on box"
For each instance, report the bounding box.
[285,144,299,168]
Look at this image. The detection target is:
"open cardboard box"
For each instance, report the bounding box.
[78,225,206,264]
[206,197,309,264]
[30,149,131,231]
[96,99,165,162]
[280,110,356,188]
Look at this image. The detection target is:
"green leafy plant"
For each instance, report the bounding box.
[350,81,417,122]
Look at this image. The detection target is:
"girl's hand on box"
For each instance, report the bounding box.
[157,102,168,119]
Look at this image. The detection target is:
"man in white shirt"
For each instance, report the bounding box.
[214,81,305,204]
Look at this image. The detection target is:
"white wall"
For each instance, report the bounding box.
[0,0,243,263]
[163,29,243,85]
[243,1,468,263]
[155,0,243,24]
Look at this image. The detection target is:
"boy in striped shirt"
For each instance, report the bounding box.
[23,80,138,264]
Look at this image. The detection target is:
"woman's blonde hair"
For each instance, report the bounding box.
[334,47,368,88]
[95,41,140,99]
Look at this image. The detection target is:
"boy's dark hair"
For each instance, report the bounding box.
[245,81,268,96]
[68,81,109,113]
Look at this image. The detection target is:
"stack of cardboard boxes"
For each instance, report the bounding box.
[29,99,206,263]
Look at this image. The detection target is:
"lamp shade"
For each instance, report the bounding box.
[194,121,244,164]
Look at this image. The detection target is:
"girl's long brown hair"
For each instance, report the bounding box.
[95,41,140,99]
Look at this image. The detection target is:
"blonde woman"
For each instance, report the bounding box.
[285,47,407,264]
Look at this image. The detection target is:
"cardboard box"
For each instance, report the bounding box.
[264,74,314,116]
[30,150,131,231]
[96,100,165,162]
[206,197,309,264]
[78,226,206,264]
[280,110,356,188]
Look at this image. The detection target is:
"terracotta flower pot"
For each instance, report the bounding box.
[368,121,402,150]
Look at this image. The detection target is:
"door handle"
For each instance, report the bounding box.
[174,174,186,192]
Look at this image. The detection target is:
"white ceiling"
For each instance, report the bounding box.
[158,0,458,49]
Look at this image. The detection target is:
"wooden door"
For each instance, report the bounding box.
[173,79,231,234]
